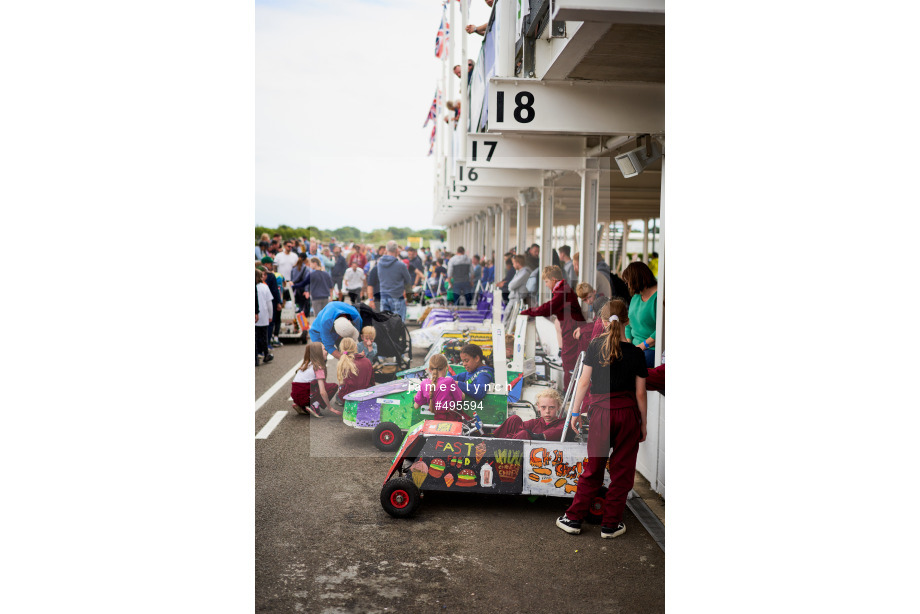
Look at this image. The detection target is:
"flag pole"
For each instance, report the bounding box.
[459,0,468,161]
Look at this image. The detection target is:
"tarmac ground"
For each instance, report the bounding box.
[255,322,665,613]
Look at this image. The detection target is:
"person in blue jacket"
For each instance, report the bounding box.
[308,302,363,360]
[451,344,494,401]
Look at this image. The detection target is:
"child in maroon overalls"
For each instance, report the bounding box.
[491,388,566,441]
[555,299,648,539]
[291,342,338,418]
[520,265,585,390]
[332,337,374,411]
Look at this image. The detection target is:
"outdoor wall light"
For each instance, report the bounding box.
[614,138,662,178]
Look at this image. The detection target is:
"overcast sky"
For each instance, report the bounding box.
[256,0,493,231]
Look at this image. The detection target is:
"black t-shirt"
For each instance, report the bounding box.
[584,338,647,395]
[431,265,447,279]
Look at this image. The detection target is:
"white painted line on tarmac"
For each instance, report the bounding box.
[255,362,301,412]
[255,411,288,439]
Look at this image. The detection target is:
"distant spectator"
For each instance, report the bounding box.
[470,255,482,288]
[348,244,367,269]
[447,246,474,306]
[260,256,283,346]
[453,59,474,84]
[559,245,576,288]
[445,100,461,123]
[274,240,299,283]
[306,257,334,315]
[495,254,515,302]
[319,247,334,271]
[343,261,366,305]
[291,252,311,315]
[376,240,412,321]
[366,263,381,308]
[256,238,270,261]
[255,269,274,366]
[597,253,631,302]
[482,259,494,284]
[428,258,448,294]
[572,252,612,299]
[330,245,348,298]
[507,255,533,304]
[649,251,659,278]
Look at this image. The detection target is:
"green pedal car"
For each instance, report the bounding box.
[340,365,526,451]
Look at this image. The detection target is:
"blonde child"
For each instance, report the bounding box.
[413,354,463,421]
[491,388,565,441]
[358,326,377,362]
[332,337,374,409]
[291,341,338,418]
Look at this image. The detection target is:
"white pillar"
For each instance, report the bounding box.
[516,191,529,255]
[497,0,516,77]
[539,175,554,302]
[492,205,501,262]
[654,148,665,366]
[620,219,630,273]
[501,199,512,259]
[578,158,599,286]
[459,0,468,159]
[643,218,650,261]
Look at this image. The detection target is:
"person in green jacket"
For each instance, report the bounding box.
[622,262,658,368]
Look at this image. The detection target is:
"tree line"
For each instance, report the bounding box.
[255,225,446,245]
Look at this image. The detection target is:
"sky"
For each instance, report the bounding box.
[255,0,494,232]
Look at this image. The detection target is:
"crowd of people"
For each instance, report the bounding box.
[254,233,499,366]
[256,231,663,540]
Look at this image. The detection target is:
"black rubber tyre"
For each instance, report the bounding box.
[372,422,404,452]
[586,486,608,524]
[380,477,421,518]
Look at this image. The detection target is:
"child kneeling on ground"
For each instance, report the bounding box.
[331,337,374,410]
[291,341,338,418]
[491,388,565,441]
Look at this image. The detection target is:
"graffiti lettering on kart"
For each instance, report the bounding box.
[528,447,584,494]
[428,439,489,488]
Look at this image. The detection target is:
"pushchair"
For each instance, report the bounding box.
[422,274,447,306]
[357,303,413,381]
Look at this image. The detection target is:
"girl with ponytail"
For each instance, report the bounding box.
[554,298,649,540]
[331,337,374,413]
[413,353,463,422]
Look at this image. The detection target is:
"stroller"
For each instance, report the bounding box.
[357,304,413,382]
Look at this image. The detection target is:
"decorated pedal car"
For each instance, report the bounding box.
[340,364,526,451]
[378,401,613,521]
[379,353,614,519]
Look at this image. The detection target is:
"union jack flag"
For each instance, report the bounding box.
[434,6,449,58]
[428,124,437,156]
[423,89,439,127]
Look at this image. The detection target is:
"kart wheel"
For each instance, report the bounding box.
[586,486,608,525]
[380,477,421,518]
[373,422,404,452]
